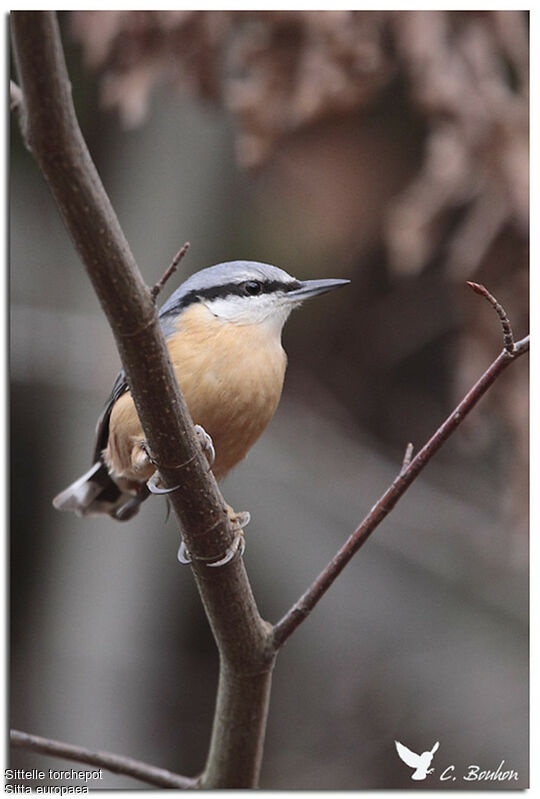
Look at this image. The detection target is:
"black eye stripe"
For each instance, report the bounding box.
[160,278,301,319]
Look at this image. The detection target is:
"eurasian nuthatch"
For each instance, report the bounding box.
[53,260,349,521]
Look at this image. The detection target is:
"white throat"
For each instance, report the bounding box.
[202,295,297,337]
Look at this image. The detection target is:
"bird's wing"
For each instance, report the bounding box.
[93,370,129,462]
[158,285,190,338]
[395,741,421,768]
[431,741,440,755]
[92,308,181,463]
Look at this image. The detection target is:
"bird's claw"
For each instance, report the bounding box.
[226,505,251,532]
[177,505,250,567]
[146,471,180,495]
[137,440,157,467]
[177,540,192,564]
[194,424,215,468]
[142,427,213,492]
[208,529,245,567]
[177,527,245,568]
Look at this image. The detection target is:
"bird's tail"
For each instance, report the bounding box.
[52,462,148,521]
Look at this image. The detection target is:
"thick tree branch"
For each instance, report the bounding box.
[11,12,273,788]
[10,730,196,790]
[273,290,529,648]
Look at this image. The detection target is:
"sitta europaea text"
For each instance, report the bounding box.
[53,260,349,521]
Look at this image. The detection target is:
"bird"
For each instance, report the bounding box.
[53,260,349,522]
[394,740,440,780]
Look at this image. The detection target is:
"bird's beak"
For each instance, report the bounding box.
[287,278,350,300]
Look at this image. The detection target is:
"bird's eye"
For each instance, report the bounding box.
[244,280,262,296]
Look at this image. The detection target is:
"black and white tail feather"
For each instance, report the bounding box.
[52,369,148,520]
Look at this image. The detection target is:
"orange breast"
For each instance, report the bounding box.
[104,304,287,482]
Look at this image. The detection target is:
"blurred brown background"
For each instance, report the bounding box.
[10,11,528,790]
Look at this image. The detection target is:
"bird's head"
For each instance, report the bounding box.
[159,260,349,336]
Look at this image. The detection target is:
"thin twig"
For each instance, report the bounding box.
[151,241,190,302]
[10,730,197,789]
[273,286,529,648]
[467,281,515,353]
[400,442,414,475]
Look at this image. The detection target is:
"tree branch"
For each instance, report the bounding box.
[273,289,529,648]
[400,441,414,475]
[10,730,197,790]
[151,241,190,302]
[11,12,274,788]
[466,280,515,353]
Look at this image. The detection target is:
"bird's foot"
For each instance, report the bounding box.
[177,531,245,567]
[226,504,251,532]
[194,424,215,468]
[207,526,245,567]
[146,471,180,495]
[138,427,213,489]
[177,505,249,568]
[134,439,156,468]
[146,426,213,493]
[207,504,250,567]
